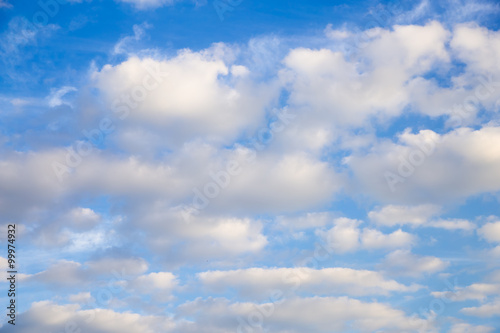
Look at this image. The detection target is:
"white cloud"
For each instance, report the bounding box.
[428,219,476,231]
[177,296,433,332]
[47,86,77,107]
[132,272,177,290]
[381,250,449,276]
[478,220,500,242]
[488,245,500,257]
[451,23,500,76]
[0,142,340,263]
[64,207,101,231]
[368,204,441,227]
[448,323,495,333]
[319,218,362,253]
[9,301,175,333]
[126,204,267,265]
[207,150,341,214]
[316,218,415,253]
[0,257,7,270]
[433,271,500,306]
[0,17,58,56]
[4,19,500,333]
[198,267,421,299]
[360,228,415,249]
[348,126,500,204]
[281,21,450,130]
[93,46,280,148]
[0,150,67,223]
[461,298,500,317]
[7,295,435,333]
[28,260,87,286]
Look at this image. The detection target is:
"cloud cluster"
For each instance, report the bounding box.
[2,6,500,332]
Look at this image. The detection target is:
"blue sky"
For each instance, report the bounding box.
[1,0,500,332]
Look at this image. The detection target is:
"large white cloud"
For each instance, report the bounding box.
[177,296,433,333]
[348,126,500,203]
[125,204,268,266]
[93,46,280,148]
[0,301,175,333]
[451,23,500,77]
[281,21,450,128]
[368,204,441,226]
[197,267,421,299]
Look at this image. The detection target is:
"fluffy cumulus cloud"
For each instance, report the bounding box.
[369,204,441,226]
[281,21,449,128]
[316,217,415,253]
[478,220,500,242]
[118,272,178,302]
[432,271,500,319]
[451,23,500,77]
[433,282,500,301]
[348,126,500,203]
[0,301,175,333]
[461,299,500,317]
[368,205,476,230]
[23,257,150,288]
[448,323,495,333]
[1,296,434,333]
[93,47,280,148]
